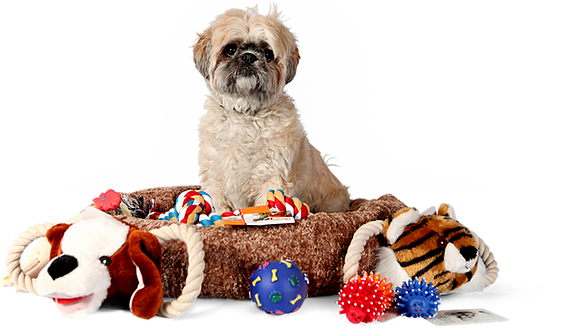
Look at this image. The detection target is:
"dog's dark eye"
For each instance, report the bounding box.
[264,49,274,62]
[99,256,112,266]
[223,44,237,57]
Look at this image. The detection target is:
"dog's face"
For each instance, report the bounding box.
[35,207,163,319]
[36,210,129,318]
[193,7,300,113]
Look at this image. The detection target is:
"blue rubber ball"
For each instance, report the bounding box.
[395,277,441,318]
[249,260,308,315]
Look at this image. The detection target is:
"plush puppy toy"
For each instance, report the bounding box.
[35,207,163,319]
[377,202,489,293]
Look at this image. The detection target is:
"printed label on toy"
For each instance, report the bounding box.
[245,215,295,225]
[223,215,295,226]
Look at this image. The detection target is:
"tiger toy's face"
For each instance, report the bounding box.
[376,204,487,294]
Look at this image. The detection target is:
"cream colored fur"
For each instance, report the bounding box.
[198,93,349,213]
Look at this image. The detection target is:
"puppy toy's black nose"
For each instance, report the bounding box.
[48,254,79,280]
[241,52,258,64]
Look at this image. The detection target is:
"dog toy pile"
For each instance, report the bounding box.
[249,260,308,315]
[95,188,312,226]
[5,185,499,321]
[142,188,310,226]
[337,272,394,323]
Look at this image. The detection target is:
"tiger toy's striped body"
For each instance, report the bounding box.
[376,204,488,294]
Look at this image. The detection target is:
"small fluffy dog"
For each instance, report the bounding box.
[193,6,350,213]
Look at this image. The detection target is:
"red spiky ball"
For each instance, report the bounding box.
[337,272,394,324]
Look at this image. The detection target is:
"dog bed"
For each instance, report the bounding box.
[109,185,406,299]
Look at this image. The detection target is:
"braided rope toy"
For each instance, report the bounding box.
[157,190,222,226]
[158,189,310,226]
[266,189,310,220]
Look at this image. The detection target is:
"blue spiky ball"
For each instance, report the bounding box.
[395,278,441,318]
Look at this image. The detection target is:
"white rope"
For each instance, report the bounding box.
[472,231,499,287]
[150,224,205,318]
[5,222,53,294]
[343,220,384,282]
[342,220,499,287]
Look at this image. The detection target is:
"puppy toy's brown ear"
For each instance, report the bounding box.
[127,230,163,319]
[45,224,72,259]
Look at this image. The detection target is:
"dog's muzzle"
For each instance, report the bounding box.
[236,52,259,78]
[48,254,78,280]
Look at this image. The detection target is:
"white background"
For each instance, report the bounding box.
[30,0,517,194]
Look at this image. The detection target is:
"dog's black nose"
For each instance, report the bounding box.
[241,52,258,64]
[48,254,78,280]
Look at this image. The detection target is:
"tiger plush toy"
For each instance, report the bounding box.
[375,203,489,294]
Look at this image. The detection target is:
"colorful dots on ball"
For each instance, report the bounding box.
[250,260,308,315]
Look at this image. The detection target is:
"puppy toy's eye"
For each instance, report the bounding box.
[99,256,112,266]
[264,49,274,62]
[224,44,237,57]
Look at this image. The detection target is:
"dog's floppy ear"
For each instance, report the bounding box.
[128,230,163,319]
[193,31,211,80]
[285,45,300,84]
[45,223,72,259]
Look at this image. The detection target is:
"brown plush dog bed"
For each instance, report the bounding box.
[113,186,406,299]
